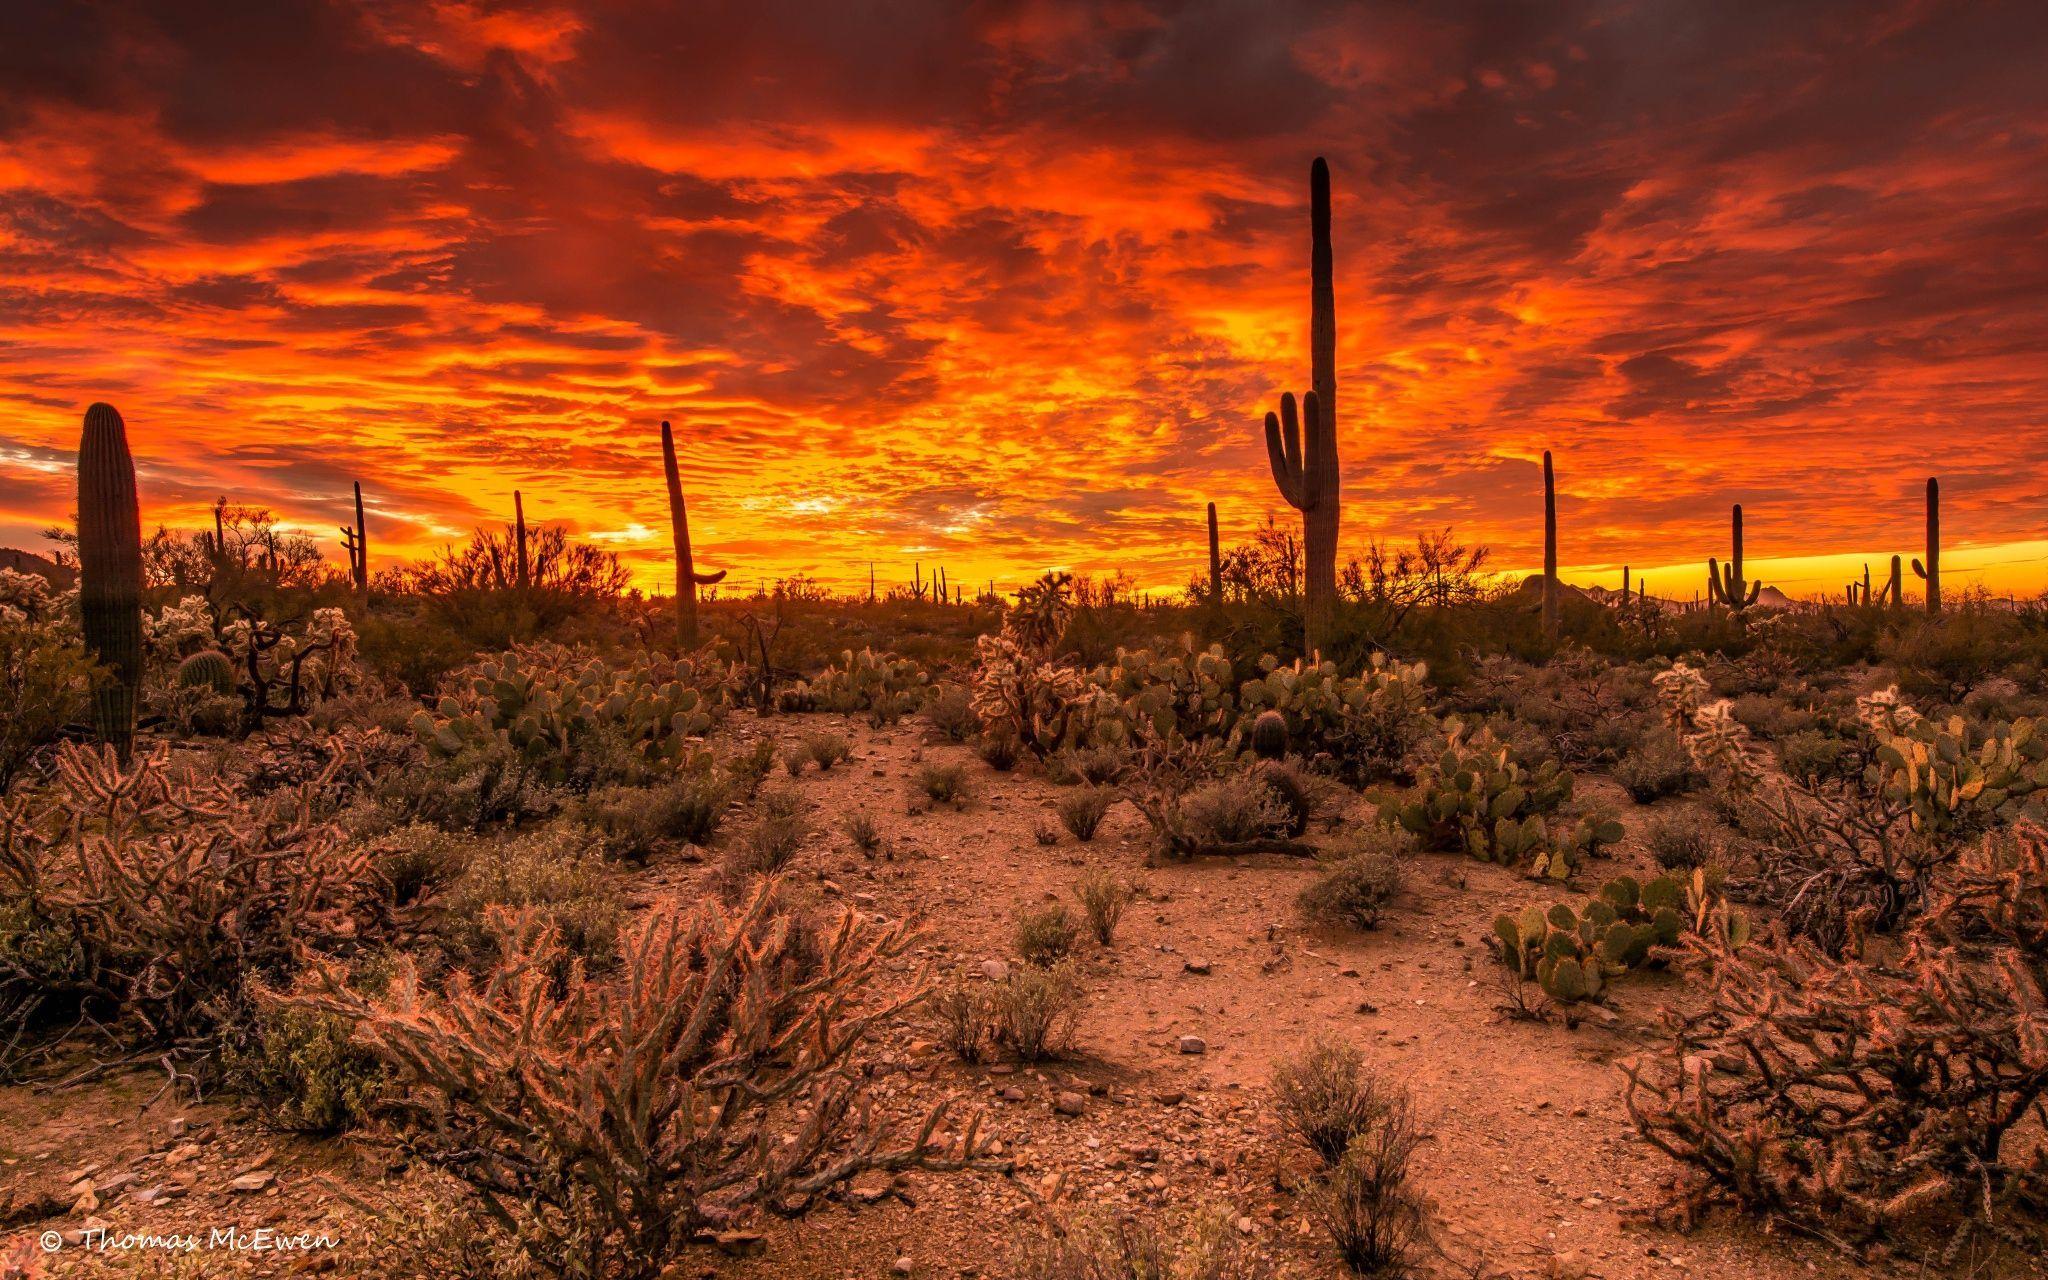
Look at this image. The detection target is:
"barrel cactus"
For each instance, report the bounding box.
[78,402,144,755]
[1249,709,1288,759]
[176,649,237,695]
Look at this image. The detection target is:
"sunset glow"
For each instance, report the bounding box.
[4,1,2047,597]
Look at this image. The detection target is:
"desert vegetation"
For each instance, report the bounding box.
[5,162,2047,1280]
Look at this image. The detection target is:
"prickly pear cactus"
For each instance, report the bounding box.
[1491,872,1746,1004]
[780,648,930,725]
[1383,721,1577,877]
[1233,652,1433,771]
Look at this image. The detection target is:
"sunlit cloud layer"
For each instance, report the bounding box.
[3,1,2046,598]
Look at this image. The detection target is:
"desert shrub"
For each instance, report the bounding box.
[977,730,1021,771]
[1057,786,1115,841]
[228,978,392,1134]
[990,959,1085,1061]
[801,731,852,771]
[1071,870,1135,945]
[1625,824,2048,1252]
[1009,1209,1272,1280]
[1643,815,1718,871]
[723,737,779,795]
[1015,902,1082,967]
[1881,606,2026,705]
[286,887,1004,1280]
[442,825,622,969]
[1303,1119,1432,1276]
[1178,771,1293,846]
[718,811,810,898]
[923,684,980,742]
[913,760,973,808]
[0,579,96,793]
[574,771,729,862]
[1273,1037,1388,1166]
[1731,692,1816,740]
[373,732,562,832]
[0,740,375,1048]
[752,778,808,821]
[929,974,997,1064]
[1775,728,1850,786]
[840,810,884,855]
[1610,727,1695,803]
[363,822,472,908]
[1298,840,1404,932]
[1050,743,1129,786]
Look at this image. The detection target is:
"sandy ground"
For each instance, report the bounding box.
[1,712,2039,1279]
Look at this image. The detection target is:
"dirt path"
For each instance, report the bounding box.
[1,713,2032,1279]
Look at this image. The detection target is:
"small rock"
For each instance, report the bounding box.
[1177,1035,1207,1055]
[1182,958,1211,975]
[1152,1091,1186,1107]
[714,1231,766,1257]
[892,1256,915,1276]
[980,959,1011,983]
[230,1172,275,1194]
[1053,1092,1086,1116]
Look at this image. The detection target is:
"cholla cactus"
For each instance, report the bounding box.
[285,881,1009,1279]
[1651,661,1710,729]
[0,567,55,623]
[146,593,218,660]
[970,573,1100,757]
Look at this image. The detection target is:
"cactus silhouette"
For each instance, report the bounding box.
[1886,554,1903,607]
[1541,451,1558,638]
[1206,501,1222,606]
[513,490,530,591]
[78,402,143,756]
[339,481,369,595]
[1260,157,1340,656]
[1911,477,1939,613]
[1707,504,1763,610]
[660,420,727,647]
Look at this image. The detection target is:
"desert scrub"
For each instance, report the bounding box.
[1071,869,1135,945]
[1643,815,1718,871]
[990,959,1085,1061]
[1775,728,1850,785]
[1057,786,1115,841]
[840,810,884,855]
[1610,727,1694,803]
[1009,1208,1272,1280]
[442,824,622,969]
[1015,902,1082,966]
[362,822,471,908]
[285,884,1005,1280]
[801,730,852,771]
[574,771,728,862]
[722,736,779,796]
[1273,1036,1391,1165]
[228,976,393,1134]
[922,683,980,742]
[913,760,973,808]
[929,974,997,1064]
[1278,1038,1432,1275]
[1298,836,1404,931]
[1178,771,1291,845]
[977,730,1021,772]
[717,809,810,898]
[1051,743,1129,786]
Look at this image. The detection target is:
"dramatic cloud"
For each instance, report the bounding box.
[3,0,2046,597]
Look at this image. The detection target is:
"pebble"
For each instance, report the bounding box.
[892,1256,915,1275]
[1177,1035,1207,1055]
[1053,1092,1087,1116]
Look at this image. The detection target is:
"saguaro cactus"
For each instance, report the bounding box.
[660,419,727,647]
[1261,156,1340,656]
[1911,477,1940,613]
[1207,501,1222,605]
[513,491,530,591]
[339,481,370,595]
[78,402,143,756]
[1707,504,1763,610]
[1885,554,1903,607]
[1541,451,1559,638]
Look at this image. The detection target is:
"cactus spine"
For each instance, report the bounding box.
[1707,504,1762,610]
[660,419,727,647]
[1541,451,1558,638]
[1261,157,1340,657]
[1911,477,1939,613]
[78,402,143,757]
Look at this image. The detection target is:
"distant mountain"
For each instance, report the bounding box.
[0,547,75,588]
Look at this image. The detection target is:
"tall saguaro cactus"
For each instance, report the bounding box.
[1541,451,1559,638]
[1261,156,1340,656]
[1886,554,1903,607]
[78,402,143,757]
[1707,504,1763,610]
[513,491,530,591]
[1912,477,1940,613]
[340,481,370,596]
[660,419,727,647]
[1206,501,1222,606]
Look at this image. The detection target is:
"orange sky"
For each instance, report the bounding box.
[3,1,2047,599]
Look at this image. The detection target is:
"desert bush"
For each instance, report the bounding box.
[287,886,1004,1280]
[1881,606,2026,705]
[1009,1209,1272,1280]
[914,760,973,808]
[929,974,998,1065]
[1057,786,1115,841]
[363,821,472,908]
[1731,692,1816,740]
[1273,1037,1390,1166]
[923,683,980,741]
[1071,870,1135,945]
[1303,1119,1432,1276]
[990,959,1085,1061]
[228,977,393,1134]
[977,730,1021,771]
[372,731,562,833]
[1015,902,1082,967]
[574,771,728,862]
[723,737,779,795]
[0,740,375,1048]
[1610,727,1695,803]
[1050,743,1131,787]
[801,731,853,771]
[1178,771,1293,847]
[718,810,810,898]
[442,824,622,969]
[1298,837,1404,931]
[1775,728,1851,786]
[1625,824,2048,1252]
[1643,815,1718,871]
[841,810,884,855]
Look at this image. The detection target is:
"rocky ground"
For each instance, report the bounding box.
[1,713,2038,1279]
